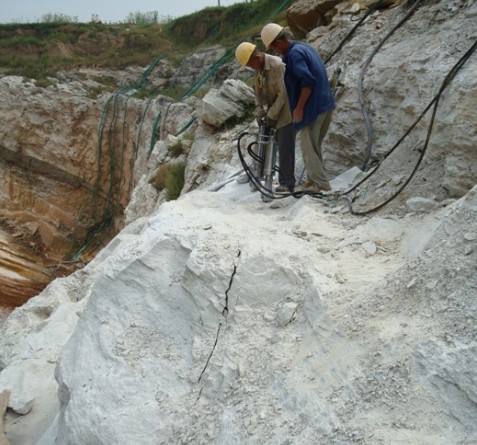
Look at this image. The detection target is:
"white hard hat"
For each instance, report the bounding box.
[235,42,257,66]
[261,23,284,49]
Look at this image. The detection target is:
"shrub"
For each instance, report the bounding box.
[149,164,170,191]
[148,162,185,200]
[87,84,112,99]
[123,31,153,50]
[125,11,159,25]
[0,35,44,48]
[41,13,78,24]
[168,140,184,158]
[166,0,282,47]
[165,162,185,200]
[35,77,54,88]
[160,83,187,100]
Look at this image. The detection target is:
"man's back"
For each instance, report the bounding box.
[283,41,335,129]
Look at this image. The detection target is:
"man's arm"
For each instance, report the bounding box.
[293,86,312,123]
[254,74,266,119]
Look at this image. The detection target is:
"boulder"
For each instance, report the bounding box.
[199,79,255,129]
[287,0,342,36]
[182,122,245,193]
[329,166,364,191]
[443,155,477,198]
[416,341,477,429]
[406,197,438,213]
[54,191,326,444]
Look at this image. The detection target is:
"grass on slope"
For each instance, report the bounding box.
[0,22,175,80]
[165,0,289,48]
[0,0,290,81]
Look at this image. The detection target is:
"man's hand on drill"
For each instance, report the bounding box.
[255,107,266,125]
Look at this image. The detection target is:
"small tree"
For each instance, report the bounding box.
[41,13,78,23]
[90,13,101,23]
[125,10,159,24]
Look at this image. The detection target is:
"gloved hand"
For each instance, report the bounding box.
[255,107,266,125]
[265,116,277,128]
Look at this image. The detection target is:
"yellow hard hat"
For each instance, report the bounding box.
[261,23,284,49]
[235,42,256,66]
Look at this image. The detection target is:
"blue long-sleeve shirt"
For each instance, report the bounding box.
[283,42,335,131]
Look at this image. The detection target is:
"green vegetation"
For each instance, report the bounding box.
[149,164,169,190]
[168,140,184,158]
[0,22,175,81]
[165,162,186,200]
[165,0,290,48]
[87,83,115,99]
[0,0,290,82]
[35,77,54,88]
[126,11,158,25]
[40,13,78,24]
[133,85,159,99]
[158,84,188,100]
[149,162,186,200]
[0,35,45,47]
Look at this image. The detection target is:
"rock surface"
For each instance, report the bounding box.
[0,73,178,305]
[13,183,469,445]
[0,390,9,445]
[0,229,51,308]
[0,76,150,255]
[199,79,255,129]
[170,45,227,88]
[307,0,477,202]
[287,0,342,36]
[406,196,438,212]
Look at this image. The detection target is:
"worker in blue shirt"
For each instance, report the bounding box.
[261,23,335,192]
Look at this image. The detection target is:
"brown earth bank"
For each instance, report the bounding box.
[0,75,153,307]
[0,227,51,308]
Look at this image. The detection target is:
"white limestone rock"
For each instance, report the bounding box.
[406,197,438,212]
[53,190,330,444]
[416,341,477,429]
[199,79,254,128]
[329,166,364,192]
[183,123,243,193]
[308,2,477,200]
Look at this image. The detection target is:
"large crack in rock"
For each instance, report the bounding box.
[52,192,338,444]
[198,249,241,384]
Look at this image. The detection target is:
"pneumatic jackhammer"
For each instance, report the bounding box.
[248,119,277,202]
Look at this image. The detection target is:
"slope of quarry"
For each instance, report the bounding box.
[0,0,476,444]
[2,178,476,444]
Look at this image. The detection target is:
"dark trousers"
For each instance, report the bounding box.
[276,123,296,189]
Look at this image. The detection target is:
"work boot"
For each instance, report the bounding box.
[303,180,331,191]
[275,184,293,193]
[296,181,331,193]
